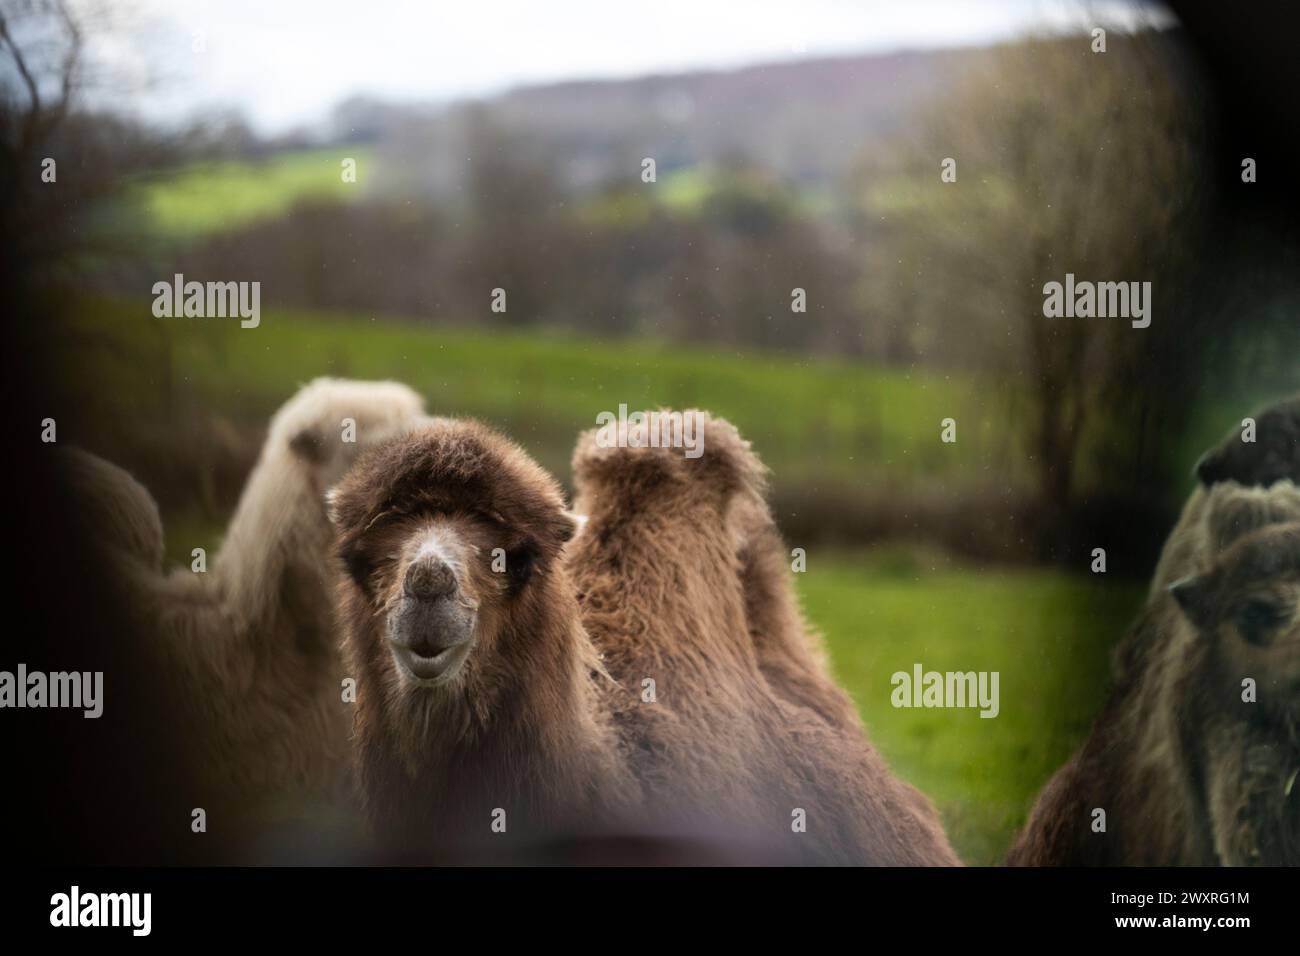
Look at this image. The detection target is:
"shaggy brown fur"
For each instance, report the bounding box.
[1172,516,1300,864]
[1008,481,1300,865]
[330,419,635,858]
[73,379,425,810]
[569,411,959,864]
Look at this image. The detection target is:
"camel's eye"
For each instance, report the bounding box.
[504,542,538,593]
[341,545,375,594]
[1235,599,1288,646]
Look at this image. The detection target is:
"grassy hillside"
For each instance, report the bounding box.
[68,299,1032,492]
[123,147,374,240]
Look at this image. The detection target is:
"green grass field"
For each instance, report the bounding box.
[72,296,1256,501]
[70,299,1031,492]
[122,147,374,240]
[798,549,1141,864]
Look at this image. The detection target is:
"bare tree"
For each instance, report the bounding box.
[0,0,80,157]
[855,31,1209,536]
[1,0,85,299]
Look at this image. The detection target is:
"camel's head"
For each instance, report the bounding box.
[270,377,427,491]
[1170,484,1300,711]
[329,419,577,696]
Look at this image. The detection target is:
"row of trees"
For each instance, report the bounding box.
[142,32,1232,521]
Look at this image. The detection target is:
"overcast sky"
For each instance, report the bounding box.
[82,0,1174,133]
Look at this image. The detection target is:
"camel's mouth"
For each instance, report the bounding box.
[386,586,477,686]
[389,637,473,685]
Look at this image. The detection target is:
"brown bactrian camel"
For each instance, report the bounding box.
[329,418,637,860]
[1008,480,1300,865]
[65,379,425,819]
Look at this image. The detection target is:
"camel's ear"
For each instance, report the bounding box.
[541,510,577,549]
[1194,446,1228,486]
[1169,575,1211,630]
[290,426,327,464]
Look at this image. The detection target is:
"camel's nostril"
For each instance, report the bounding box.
[404,557,456,600]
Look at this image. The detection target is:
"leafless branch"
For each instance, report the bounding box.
[0,9,44,147]
[1,0,82,153]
